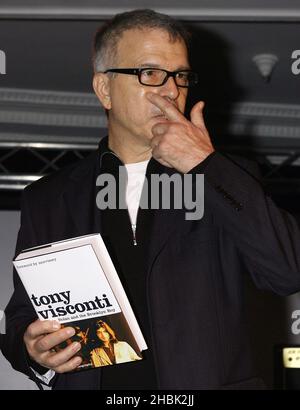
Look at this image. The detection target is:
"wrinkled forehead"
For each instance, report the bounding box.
[115,28,189,66]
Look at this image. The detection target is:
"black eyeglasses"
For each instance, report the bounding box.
[103,68,199,88]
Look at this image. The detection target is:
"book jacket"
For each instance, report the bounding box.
[14,238,146,370]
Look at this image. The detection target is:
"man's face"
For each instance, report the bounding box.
[100,28,190,148]
[97,326,110,342]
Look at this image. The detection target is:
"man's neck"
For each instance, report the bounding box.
[108,133,152,164]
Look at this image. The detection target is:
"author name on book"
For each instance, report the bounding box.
[30,290,114,321]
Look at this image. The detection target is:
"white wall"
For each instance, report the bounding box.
[0,211,38,390]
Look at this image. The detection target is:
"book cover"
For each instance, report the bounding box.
[13,235,147,370]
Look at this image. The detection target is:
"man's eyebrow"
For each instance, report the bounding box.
[138,63,191,70]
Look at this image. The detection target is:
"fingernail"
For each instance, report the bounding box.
[73,342,81,351]
[74,356,82,365]
[52,321,60,330]
[66,327,75,336]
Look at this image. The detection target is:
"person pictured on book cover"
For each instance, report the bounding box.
[2,8,300,390]
[90,320,141,367]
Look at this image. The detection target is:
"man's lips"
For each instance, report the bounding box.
[152,112,169,121]
[151,103,178,120]
[154,114,168,119]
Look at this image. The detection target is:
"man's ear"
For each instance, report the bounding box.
[93,73,111,110]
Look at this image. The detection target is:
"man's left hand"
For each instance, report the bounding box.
[146,92,215,173]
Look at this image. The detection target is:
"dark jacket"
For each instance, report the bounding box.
[3,138,300,390]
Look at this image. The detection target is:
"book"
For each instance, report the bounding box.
[13,233,147,370]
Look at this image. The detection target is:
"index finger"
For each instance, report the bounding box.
[35,326,75,353]
[26,319,61,339]
[146,92,186,122]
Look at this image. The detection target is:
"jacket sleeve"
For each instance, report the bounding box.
[2,188,49,384]
[190,152,300,296]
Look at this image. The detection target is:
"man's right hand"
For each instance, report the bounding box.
[24,319,82,373]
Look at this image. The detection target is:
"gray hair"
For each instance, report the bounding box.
[93,9,191,72]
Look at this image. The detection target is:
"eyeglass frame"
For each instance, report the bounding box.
[101,67,199,88]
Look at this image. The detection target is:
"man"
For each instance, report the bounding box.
[2,9,300,390]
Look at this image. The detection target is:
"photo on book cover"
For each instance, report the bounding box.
[58,313,142,370]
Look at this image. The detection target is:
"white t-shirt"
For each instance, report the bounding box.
[124,160,149,225]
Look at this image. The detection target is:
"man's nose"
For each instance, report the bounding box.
[158,75,180,100]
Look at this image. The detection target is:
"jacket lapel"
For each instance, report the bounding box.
[144,163,189,276]
[63,150,102,237]
[146,207,187,276]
